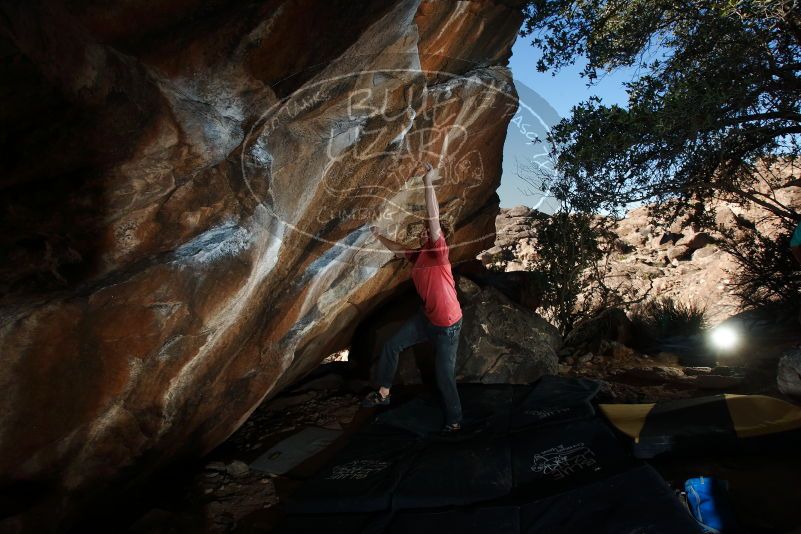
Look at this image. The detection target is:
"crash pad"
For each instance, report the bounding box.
[511,375,600,432]
[600,394,801,458]
[518,463,703,533]
[372,385,514,437]
[286,433,423,514]
[250,426,342,475]
[511,417,638,498]
[393,435,512,509]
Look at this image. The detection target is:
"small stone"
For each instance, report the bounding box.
[691,246,718,261]
[321,420,343,430]
[683,232,714,251]
[666,245,690,261]
[777,348,801,397]
[577,352,594,364]
[683,366,713,376]
[507,205,531,217]
[608,341,635,360]
[654,352,680,365]
[226,461,249,478]
[205,461,226,472]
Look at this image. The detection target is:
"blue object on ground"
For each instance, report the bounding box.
[685,476,737,533]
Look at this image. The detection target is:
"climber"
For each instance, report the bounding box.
[362,161,464,434]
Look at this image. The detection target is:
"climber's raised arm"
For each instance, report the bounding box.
[371,226,409,259]
[421,162,442,243]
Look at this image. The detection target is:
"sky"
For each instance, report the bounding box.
[498,35,640,210]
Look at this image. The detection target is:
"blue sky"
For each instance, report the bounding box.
[498,35,640,210]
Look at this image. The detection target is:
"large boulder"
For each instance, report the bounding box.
[778,348,801,398]
[0,0,524,529]
[563,308,635,356]
[454,279,561,383]
[352,277,560,386]
[676,231,715,251]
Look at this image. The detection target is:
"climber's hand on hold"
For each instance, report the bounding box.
[422,162,436,186]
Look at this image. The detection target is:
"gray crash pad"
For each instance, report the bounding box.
[250,426,342,475]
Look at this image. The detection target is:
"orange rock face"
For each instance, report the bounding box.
[0,0,523,529]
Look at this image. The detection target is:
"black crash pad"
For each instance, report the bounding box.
[387,505,519,534]
[393,435,512,509]
[519,463,703,533]
[276,512,391,534]
[372,385,514,438]
[600,394,801,459]
[283,379,700,533]
[511,375,600,432]
[285,433,423,514]
[511,417,637,498]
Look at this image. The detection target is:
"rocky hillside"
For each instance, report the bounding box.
[473,188,801,405]
[480,182,801,325]
[0,0,524,530]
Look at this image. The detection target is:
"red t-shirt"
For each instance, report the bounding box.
[405,234,463,327]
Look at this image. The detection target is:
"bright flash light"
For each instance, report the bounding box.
[710,325,739,351]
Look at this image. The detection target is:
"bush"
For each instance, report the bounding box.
[530,210,615,335]
[718,224,801,310]
[630,297,707,352]
[485,249,513,273]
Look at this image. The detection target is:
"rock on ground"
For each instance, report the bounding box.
[454,280,561,384]
[778,348,801,398]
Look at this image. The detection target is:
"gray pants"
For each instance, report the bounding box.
[375,308,463,425]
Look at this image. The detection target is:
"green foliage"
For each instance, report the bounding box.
[520,0,800,222]
[629,296,707,350]
[718,222,801,308]
[530,209,614,335]
[485,250,511,272]
[520,0,801,312]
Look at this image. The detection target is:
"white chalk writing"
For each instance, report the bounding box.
[326,460,389,480]
[530,442,599,480]
[524,406,572,419]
